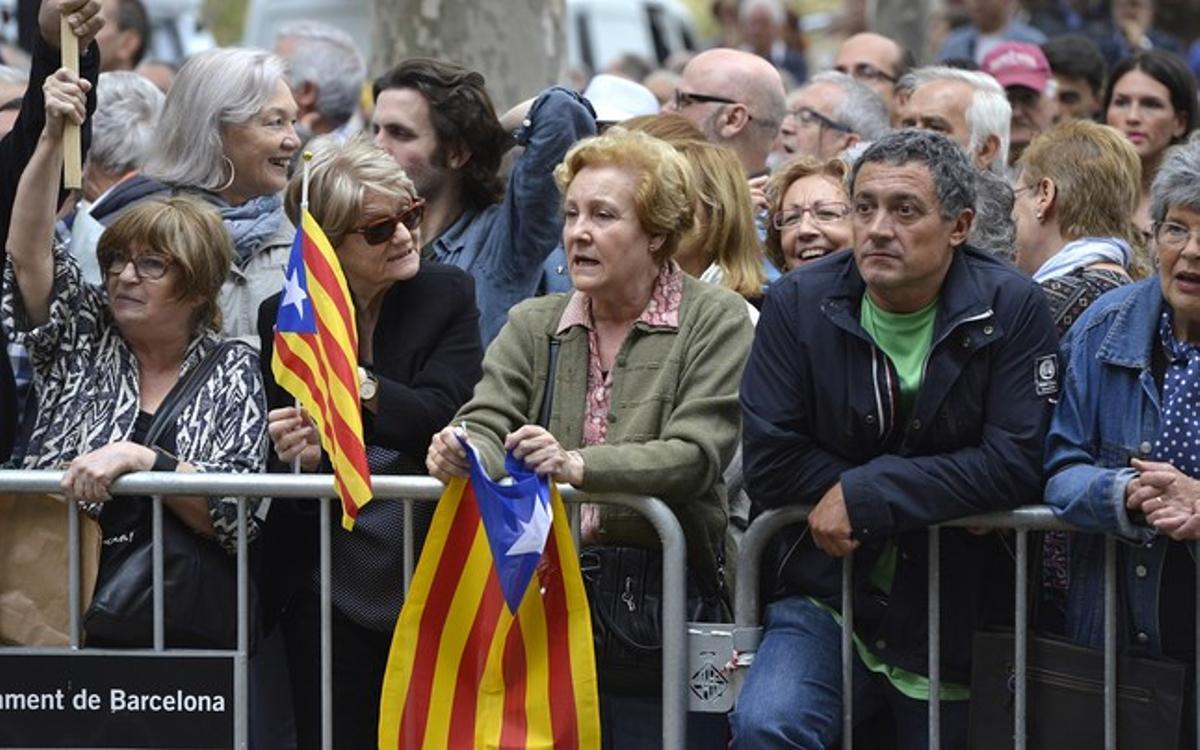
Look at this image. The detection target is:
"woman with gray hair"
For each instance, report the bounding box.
[257,136,483,749]
[78,48,302,348]
[1045,141,1200,727]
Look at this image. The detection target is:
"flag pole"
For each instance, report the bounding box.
[293,151,314,476]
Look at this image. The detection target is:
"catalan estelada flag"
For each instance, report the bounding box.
[270,209,372,529]
[378,440,601,749]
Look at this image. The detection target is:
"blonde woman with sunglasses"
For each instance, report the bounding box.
[255,135,483,749]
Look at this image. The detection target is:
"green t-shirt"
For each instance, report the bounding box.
[812,293,969,701]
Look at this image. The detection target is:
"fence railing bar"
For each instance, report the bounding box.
[1014,530,1028,750]
[841,553,854,749]
[152,494,164,652]
[1104,535,1116,750]
[403,500,414,595]
[68,499,81,649]
[235,497,249,749]
[320,496,333,750]
[928,527,940,750]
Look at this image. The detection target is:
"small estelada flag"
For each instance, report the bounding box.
[378,437,600,749]
[270,210,372,529]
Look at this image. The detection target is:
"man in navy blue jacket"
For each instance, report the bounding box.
[731,130,1059,748]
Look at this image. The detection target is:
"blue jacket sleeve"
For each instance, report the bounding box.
[741,281,856,510]
[480,87,594,342]
[1043,317,1149,542]
[840,284,1059,538]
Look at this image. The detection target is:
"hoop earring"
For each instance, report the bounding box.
[216,155,236,193]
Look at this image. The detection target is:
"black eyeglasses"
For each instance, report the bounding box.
[835,63,897,84]
[673,89,749,116]
[790,106,854,134]
[352,199,425,245]
[106,252,172,280]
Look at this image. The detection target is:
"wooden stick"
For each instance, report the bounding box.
[59,16,82,190]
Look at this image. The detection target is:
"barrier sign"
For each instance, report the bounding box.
[0,653,233,749]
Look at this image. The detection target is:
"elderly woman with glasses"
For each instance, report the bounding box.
[1045,141,1200,694]
[257,136,483,749]
[764,155,852,271]
[3,71,266,644]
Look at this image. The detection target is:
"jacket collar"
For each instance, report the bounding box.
[423,206,481,263]
[823,246,994,338]
[1096,277,1164,369]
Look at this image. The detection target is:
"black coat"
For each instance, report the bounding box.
[741,246,1060,683]
[255,261,484,624]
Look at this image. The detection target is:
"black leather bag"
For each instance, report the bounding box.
[968,630,1186,749]
[580,545,728,692]
[83,341,254,650]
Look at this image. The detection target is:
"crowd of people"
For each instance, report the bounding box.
[3,0,1200,747]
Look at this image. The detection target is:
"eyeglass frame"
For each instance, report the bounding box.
[789,106,854,134]
[835,63,898,84]
[351,198,426,246]
[772,201,852,230]
[672,89,754,121]
[1153,220,1200,251]
[105,252,173,281]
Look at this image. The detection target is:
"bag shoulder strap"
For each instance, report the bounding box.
[536,338,561,429]
[143,340,237,449]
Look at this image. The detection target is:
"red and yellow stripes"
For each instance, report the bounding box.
[379,481,601,749]
[270,210,372,529]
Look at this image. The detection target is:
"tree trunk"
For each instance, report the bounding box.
[370,0,565,111]
[871,0,933,65]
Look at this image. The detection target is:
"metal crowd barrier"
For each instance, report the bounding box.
[0,471,691,750]
[733,505,1200,750]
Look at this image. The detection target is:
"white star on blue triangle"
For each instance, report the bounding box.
[275,231,317,334]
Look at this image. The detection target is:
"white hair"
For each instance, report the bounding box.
[276,20,365,129]
[142,47,290,190]
[808,71,891,142]
[739,0,785,25]
[900,66,1012,174]
[89,71,164,174]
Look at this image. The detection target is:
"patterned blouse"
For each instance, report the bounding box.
[556,261,684,539]
[2,244,268,551]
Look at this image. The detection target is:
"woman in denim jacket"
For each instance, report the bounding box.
[1045,141,1200,670]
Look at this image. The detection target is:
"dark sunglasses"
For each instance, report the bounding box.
[353,199,425,245]
[835,63,897,84]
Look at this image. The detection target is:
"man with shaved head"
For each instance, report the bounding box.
[835,32,912,121]
[665,47,787,175]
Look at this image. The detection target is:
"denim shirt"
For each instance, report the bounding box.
[425,86,595,345]
[1043,277,1185,653]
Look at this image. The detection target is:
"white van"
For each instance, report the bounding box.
[242,0,698,76]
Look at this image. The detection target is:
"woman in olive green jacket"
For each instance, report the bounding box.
[427,128,753,748]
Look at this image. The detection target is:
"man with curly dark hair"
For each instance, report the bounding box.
[371,58,596,344]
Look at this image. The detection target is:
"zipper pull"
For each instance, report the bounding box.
[622,576,636,611]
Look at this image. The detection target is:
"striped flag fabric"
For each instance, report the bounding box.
[378,441,601,749]
[270,209,372,529]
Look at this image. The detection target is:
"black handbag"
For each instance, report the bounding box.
[580,544,729,692]
[968,630,1186,749]
[83,341,254,650]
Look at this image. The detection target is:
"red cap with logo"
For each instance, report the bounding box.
[981,42,1052,93]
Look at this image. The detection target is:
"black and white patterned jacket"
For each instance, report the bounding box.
[2,244,268,551]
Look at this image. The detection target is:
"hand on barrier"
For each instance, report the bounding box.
[809,481,860,558]
[1129,458,1200,540]
[61,441,154,502]
[426,424,471,483]
[505,424,584,486]
[267,406,321,471]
